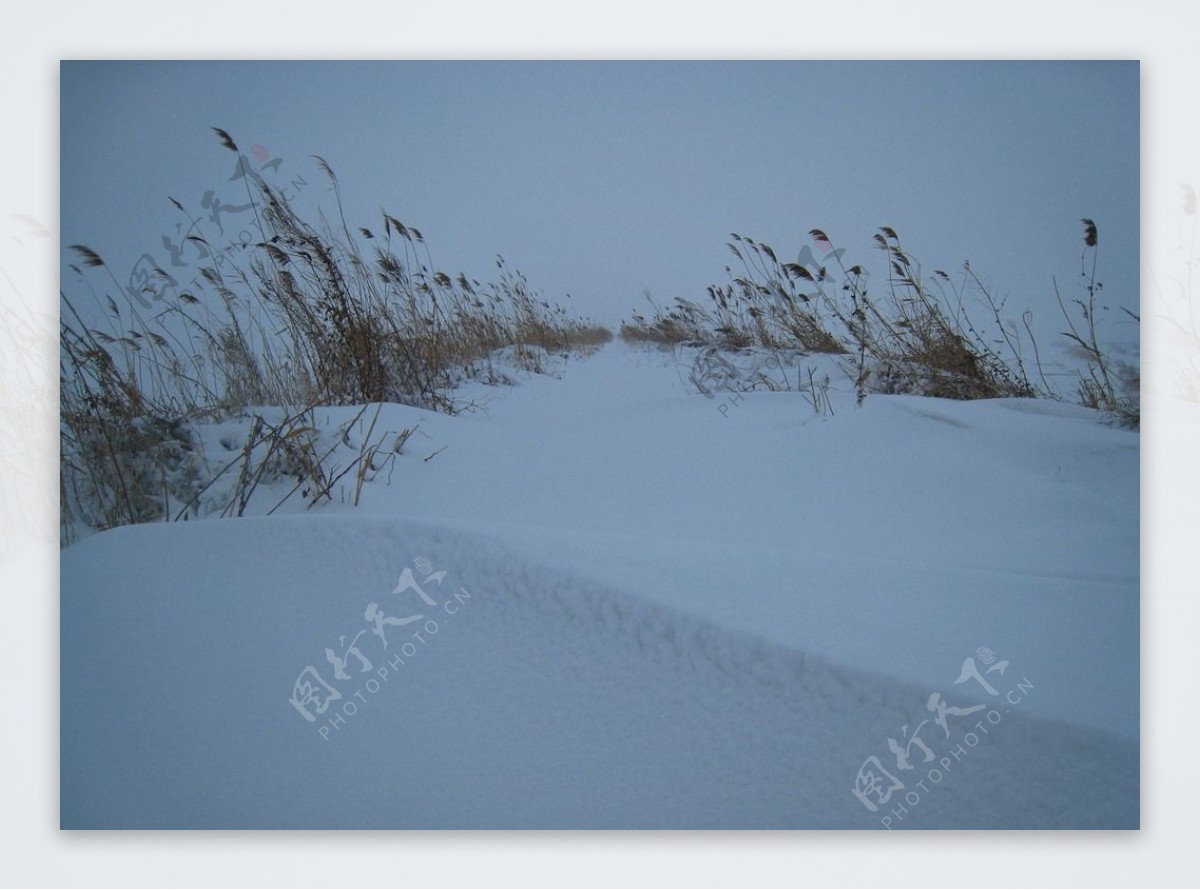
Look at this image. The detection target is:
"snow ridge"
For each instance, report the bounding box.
[62,515,1136,828]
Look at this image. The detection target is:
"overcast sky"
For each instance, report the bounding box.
[61,60,1138,351]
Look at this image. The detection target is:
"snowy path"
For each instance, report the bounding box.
[60,343,1139,828]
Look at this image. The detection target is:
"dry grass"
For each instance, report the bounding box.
[621,224,1135,410]
[60,129,611,539]
[621,234,847,355]
[1055,220,1140,428]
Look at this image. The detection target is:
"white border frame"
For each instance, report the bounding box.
[6,1,1197,886]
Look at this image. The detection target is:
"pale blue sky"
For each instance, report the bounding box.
[61,60,1138,348]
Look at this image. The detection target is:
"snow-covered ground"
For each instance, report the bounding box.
[60,342,1139,828]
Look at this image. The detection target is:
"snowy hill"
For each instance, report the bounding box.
[60,342,1139,828]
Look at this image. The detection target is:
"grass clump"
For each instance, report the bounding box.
[1055,219,1139,428]
[624,222,1135,415]
[61,128,609,540]
[621,233,846,355]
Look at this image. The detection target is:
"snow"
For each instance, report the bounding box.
[60,342,1139,828]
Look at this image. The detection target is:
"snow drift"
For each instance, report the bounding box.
[60,343,1139,828]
